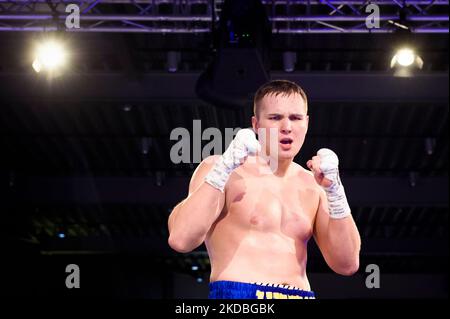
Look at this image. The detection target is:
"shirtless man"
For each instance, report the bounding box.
[168,80,361,299]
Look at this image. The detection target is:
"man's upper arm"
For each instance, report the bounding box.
[169,155,225,231]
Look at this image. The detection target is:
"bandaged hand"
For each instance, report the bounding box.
[307,148,351,219]
[205,128,260,192]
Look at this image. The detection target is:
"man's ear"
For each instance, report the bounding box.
[251,116,258,133]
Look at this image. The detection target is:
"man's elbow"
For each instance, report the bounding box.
[334,259,359,276]
[168,235,192,253]
[168,233,203,253]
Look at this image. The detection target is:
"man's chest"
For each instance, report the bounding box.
[223,171,319,239]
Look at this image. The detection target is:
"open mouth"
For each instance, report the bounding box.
[280,138,293,145]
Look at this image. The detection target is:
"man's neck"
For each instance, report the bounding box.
[257,155,293,177]
[273,158,293,177]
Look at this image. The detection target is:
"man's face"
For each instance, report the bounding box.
[252,93,309,160]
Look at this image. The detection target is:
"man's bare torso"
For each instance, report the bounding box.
[205,158,320,291]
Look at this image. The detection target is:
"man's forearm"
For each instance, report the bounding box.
[309,149,361,274]
[168,182,223,252]
[326,216,361,274]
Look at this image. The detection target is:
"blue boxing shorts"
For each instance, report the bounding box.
[209,281,316,299]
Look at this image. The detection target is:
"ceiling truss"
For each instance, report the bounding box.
[0,0,448,33]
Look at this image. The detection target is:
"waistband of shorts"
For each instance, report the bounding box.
[209,280,316,299]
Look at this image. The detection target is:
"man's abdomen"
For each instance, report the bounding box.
[207,231,311,291]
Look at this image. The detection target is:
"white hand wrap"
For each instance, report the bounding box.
[204,128,260,192]
[317,148,351,219]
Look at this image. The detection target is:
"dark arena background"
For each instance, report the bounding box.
[0,0,448,300]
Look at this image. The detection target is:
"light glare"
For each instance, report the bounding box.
[33,40,67,73]
[396,49,415,67]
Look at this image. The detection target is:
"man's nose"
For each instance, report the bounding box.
[280,118,292,133]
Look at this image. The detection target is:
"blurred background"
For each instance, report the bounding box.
[0,0,448,298]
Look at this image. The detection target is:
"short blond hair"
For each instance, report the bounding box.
[253,79,308,118]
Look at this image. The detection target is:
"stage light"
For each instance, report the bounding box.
[32,59,42,73]
[283,51,297,72]
[409,172,417,188]
[141,137,150,155]
[425,138,436,156]
[387,5,424,77]
[155,171,165,187]
[32,40,67,73]
[390,47,423,77]
[391,48,417,67]
[167,51,180,73]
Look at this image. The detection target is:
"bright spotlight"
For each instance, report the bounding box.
[390,47,423,77]
[32,40,67,73]
[394,49,415,67]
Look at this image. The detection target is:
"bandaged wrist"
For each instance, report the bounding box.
[323,176,351,219]
[204,156,234,192]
